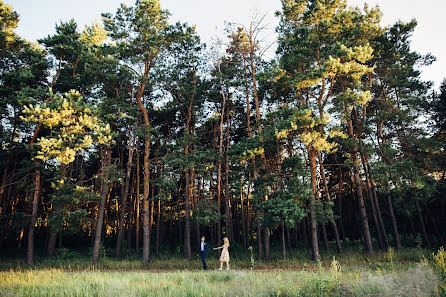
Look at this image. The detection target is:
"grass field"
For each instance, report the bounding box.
[0,247,444,296]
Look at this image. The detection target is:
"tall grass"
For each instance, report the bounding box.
[0,247,442,296]
[0,246,432,272]
[0,265,439,297]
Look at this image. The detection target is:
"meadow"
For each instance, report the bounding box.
[0,247,445,297]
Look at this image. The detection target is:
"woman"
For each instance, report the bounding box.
[214,237,230,270]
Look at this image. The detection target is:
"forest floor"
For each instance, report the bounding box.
[0,247,444,296]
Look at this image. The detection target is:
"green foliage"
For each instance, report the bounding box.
[21,90,112,165]
[102,0,170,64]
[192,200,220,226]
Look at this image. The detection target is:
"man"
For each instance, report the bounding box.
[197,236,214,270]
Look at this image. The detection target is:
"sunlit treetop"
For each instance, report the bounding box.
[0,0,21,52]
[21,90,113,165]
[80,22,108,47]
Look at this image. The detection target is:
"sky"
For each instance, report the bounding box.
[8,0,445,89]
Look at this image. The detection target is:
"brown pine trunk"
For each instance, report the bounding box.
[247,28,271,259]
[240,172,247,250]
[361,153,388,249]
[378,116,401,249]
[308,148,320,261]
[415,199,430,247]
[364,174,384,249]
[116,129,136,258]
[156,196,161,256]
[385,173,402,249]
[194,174,201,245]
[337,166,347,244]
[281,221,286,260]
[321,222,329,250]
[243,48,252,252]
[246,174,251,246]
[135,144,140,253]
[182,74,196,260]
[216,65,226,246]
[127,171,137,250]
[142,132,151,263]
[26,168,40,265]
[27,125,43,265]
[353,166,373,254]
[133,58,153,263]
[92,149,112,263]
[155,164,163,256]
[150,180,155,243]
[263,226,270,260]
[287,226,292,250]
[47,231,57,257]
[371,185,388,248]
[317,152,342,253]
[256,209,263,258]
[184,169,191,259]
[224,100,232,241]
[345,105,373,254]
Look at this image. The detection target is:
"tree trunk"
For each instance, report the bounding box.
[134,58,152,263]
[142,132,151,263]
[361,154,388,249]
[321,222,329,250]
[224,100,232,241]
[47,231,57,257]
[26,120,45,265]
[371,184,388,248]
[378,116,401,249]
[26,168,40,265]
[184,169,191,259]
[116,129,136,258]
[194,174,201,245]
[256,209,263,259]
[415,199,430,247]
[127,172,137,250]
[155,164,163,256]
[385,174,402,249]
[345,105,373,254]
[240,172,247,250]
[216,65,226,246]
[246,173,251,246]
[150,180,155,247]
[281,221,286,260]
[135,144,140,253]
[308,148,320,261]
[263,226,270,260]
[156,196,161,256]
[182,78,197,260]
[92,148,112,263]
[365,177,384,249]
[353,166,373,254]
[317,152,342,253]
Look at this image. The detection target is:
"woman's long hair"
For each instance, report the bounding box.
[223,237,230,247]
